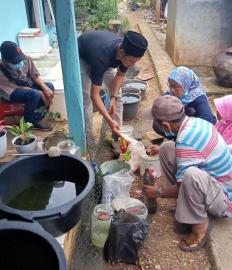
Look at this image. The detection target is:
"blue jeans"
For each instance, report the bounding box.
[9,82,55,123]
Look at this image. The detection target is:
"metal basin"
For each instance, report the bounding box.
[122,79,148,99]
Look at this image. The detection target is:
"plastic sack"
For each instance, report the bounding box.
[103,210,149,264]
[102,169,134,204]
[128,140,146,172]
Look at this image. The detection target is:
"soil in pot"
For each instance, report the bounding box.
[14,137,35,145]
[3,170,82,211]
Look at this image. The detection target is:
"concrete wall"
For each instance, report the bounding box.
[166,0,232,67]
[0,0,28,46]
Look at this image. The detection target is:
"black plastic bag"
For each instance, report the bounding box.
[103,210,149,264]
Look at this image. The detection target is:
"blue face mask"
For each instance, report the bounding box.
[164,131,176,137]
[7,60,24,70]
[178,91,188,101]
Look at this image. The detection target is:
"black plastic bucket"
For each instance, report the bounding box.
[0,220,67,270]
[0,154,95,237]
[123,93,141,120]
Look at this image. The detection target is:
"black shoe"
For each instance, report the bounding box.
[32,121,52,132]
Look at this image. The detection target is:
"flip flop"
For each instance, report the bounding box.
[179,233,207,251]
[179,222,213,252]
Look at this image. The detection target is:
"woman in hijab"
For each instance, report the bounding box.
[214,95,232,146]
[152,66,216,140]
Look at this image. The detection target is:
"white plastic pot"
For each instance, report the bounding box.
[0,129,7,158]
[12,135,37,154]
[49,89,67,120]
[139,153,161,177]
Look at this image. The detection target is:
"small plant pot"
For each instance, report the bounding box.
[123,93,141,120]
[0,129,7,158]
[12,135,37,154]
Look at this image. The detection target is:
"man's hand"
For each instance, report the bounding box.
[142,183,158,199]
[43,87,54,106]
[146,144,160,156]
[109,98,116,117]
[108,119,121,137]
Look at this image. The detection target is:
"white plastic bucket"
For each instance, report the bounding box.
[139,153,161,177]
[119,125,134,138]
[49,89,67,120]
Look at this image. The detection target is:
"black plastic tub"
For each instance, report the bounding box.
[0,220,67,270]
[0,154,95,237]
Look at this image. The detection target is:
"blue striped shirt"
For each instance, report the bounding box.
[176,117,232,202]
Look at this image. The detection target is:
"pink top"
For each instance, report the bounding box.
[214,95,232,145]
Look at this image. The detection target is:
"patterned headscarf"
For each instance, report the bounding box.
[167,66,206,105]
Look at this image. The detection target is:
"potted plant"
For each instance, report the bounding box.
[6,117,37,154]
[0,120,7,158]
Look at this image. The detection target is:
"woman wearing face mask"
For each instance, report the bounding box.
[145,66,216,156]
[0,41,54,131]
[152,66,216,141]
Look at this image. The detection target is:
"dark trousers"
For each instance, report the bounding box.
[9,82,55,123]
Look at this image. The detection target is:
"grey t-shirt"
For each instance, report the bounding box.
[78,30,128,86]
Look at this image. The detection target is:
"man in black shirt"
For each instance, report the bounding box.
[78,30,148,139]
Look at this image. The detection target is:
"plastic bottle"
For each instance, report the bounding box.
[142,168,158,214]
[92,162,103,203]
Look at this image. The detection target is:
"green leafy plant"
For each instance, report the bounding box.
[75,0,118,30]
[6,117,34,145]
[48,111,62,121]
[34,106,48,118]
[54,127,74,141]
[120,17,129,32]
